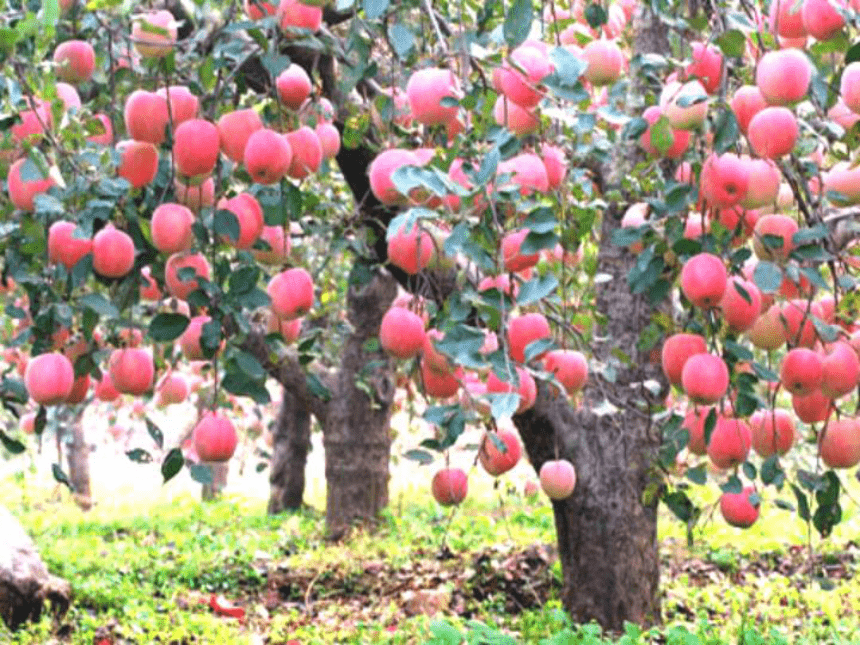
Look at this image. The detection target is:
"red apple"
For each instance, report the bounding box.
[92,225,135,278]
[151,203,195,254]
[750,408,795,457]
[53,40,96,84]
[543,349,588,394]
[379,306,426,359]
[7,158,55,212]
[25,352,74,405]
[276,64,313,110]
[707,416,752,469]
[173,119,220,179]
[244,128,293,185]
[720,486,759,528]
[218,109,263,163]
[780,347,824,396]
[405,67,460,126]
[193,412,239,462]
[681,353,729,404]
[165,252,211,300]
[267,267,314,320]
[539,459,577,500]
[431,468,468,505]
[108,347,154,395]
[756,48,812,106]
[680,253,727,309]
[661,333,707,386]
[478,428,522,476]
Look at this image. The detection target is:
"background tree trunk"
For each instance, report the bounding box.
[202,462,228,501]
[65,409,92,511]
[268,387,312,514]
[323,272,397,539]
[0,506,70,631]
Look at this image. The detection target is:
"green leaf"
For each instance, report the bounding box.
[148,313,190,342]
[623,117,648,140]
[145,417,164,450]
[200,319,221,357]
[42,0,59,26]
[715,29,745,57]
[488,392,520,421]
[686,465,707,485]
[228,266,260,296]
[52,463,73,490]
[612,225,648,247]
[712,109,739,154]
[520,230,558,255]
[522,207,558,234]
[792,224,829,245]
[126,448,153,463]
[703,408,717,446]
[0,27,20,54]
[214,208,241,243]
[0,430,25,454]
[761,455,784,487]
[583,3,607,28]
[664,490,694,522]
[503,0,533,48]
[720,475,743,494]
[363,0,389,19]
[476,148,499,185]
[434,325,487,370]
[306,373,332,401]
[79,293,119,319]
[846,41,860,65]
[234,351,266,380]
[429,620,463,645]
[523,338,555,363]
[189,463,213,484]
[547,46,587,85]
[753,260,782,294]
[792,484,810,521]
[403,448,434,464]
[161,448,184,483]
[388,23,414,59]
[517,275,558,306]
[221,371,271,404]
[649,115,674,156]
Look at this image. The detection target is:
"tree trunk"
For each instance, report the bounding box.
[516,207,664,630]
[515,7,670,631]
[65,409,92,511]
[0,506,70,631]
[202,462,228,501]
[267,386,312,514]
[323,272,398,539]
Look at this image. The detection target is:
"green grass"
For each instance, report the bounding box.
[1,476,859,644]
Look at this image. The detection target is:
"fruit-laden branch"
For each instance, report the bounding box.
[237,322,333,425]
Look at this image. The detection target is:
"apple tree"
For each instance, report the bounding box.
[5,0,860,632]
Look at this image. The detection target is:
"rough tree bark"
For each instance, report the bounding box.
[240,271,397,536]
[267,387,312,513]
[322,272,398,538]
[0,506,70,631]
[515,8,670,630]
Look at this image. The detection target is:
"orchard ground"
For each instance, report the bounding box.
[3,398,860,644]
